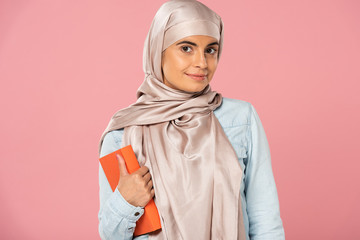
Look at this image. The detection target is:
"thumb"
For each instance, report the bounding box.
[117,153,129,177]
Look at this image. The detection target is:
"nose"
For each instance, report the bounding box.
[194,50,208,69]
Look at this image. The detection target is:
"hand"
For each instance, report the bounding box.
[116,153,155,207]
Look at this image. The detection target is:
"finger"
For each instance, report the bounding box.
[136,166,149,176]
[146,178,153,189]
[143,172,151,183]
[116,153,129,177]
[150,188,155,198]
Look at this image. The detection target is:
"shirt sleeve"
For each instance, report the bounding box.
[98,130,149,240]
[245,104,285,239]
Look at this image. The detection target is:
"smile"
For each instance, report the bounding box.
[185,73,207,81]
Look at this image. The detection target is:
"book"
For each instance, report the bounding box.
[99,145,162,236]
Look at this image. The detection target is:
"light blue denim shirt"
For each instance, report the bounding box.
[98,98,285,240]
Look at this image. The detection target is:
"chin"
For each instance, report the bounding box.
[183,84,207,93]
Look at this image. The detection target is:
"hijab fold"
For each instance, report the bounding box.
[99,1,246,239]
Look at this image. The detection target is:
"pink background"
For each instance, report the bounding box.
[1,0,359,239]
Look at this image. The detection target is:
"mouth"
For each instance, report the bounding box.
[185,73,207,81]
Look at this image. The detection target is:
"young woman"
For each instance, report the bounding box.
[98,0,285,239]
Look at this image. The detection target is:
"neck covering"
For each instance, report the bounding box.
[99,0,246,239]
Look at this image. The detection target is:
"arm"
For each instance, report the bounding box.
[245,104,285,239]
[98,130,149,240]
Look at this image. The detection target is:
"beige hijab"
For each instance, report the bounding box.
[99,0,246,239]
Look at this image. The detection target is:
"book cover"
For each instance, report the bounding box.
[99,145,161,236]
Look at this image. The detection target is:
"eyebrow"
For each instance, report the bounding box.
[175,40,219,47]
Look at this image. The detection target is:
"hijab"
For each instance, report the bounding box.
[99,0,246,239]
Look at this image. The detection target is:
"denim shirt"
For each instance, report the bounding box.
[98,98,285,240]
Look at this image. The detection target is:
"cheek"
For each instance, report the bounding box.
[167,55,187,75]
[173,55,188,70]
[207,59,218,80]
[209,59,218,72]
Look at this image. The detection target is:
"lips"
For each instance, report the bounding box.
[186,73,206,77]
[185,73,207,81]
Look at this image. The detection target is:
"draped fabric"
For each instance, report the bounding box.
[99,0,246,239]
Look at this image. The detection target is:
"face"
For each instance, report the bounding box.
[161,35,219,92]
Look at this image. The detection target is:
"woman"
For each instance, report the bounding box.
[98,0,285,239]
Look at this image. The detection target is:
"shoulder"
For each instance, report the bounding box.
[214,97,253,128]
[100,129,124,157]
[104,129,124,143]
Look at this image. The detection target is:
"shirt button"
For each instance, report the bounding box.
[134,212,140,216]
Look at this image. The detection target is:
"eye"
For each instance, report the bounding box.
[181,46,192,53]
[206,47,217,55]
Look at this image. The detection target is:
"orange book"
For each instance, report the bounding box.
[99,145,162,236]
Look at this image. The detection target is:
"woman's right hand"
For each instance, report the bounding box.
[116,153,155,207]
